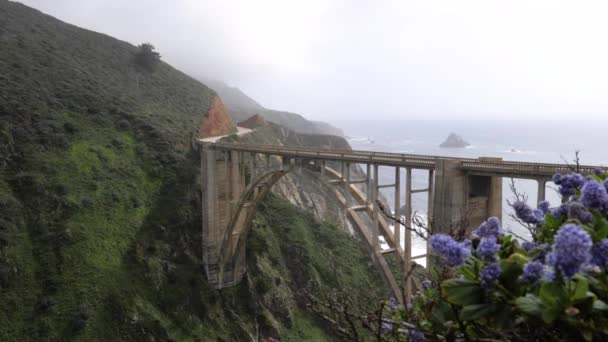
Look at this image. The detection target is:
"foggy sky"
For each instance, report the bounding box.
[17,0,608,121]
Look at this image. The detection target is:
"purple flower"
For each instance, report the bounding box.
[381,322,393,334]
[520,261,544,284]
[552,204,569,219]
[568,202,593,224]
[581,180,608,211]
[408,329,426,342]
[521,241,537,252]
[553,173,585,197]
[430,234,470,267]
[471,217,504,238]
[513,201,544,225]
[594,168,605,176]
[388,297,397,310]
[591,239,608,269]
[538,201,550,214]
[477,236,500,261]
[480,262,502,289]
[548,224,592,278]
[544,269,555,281]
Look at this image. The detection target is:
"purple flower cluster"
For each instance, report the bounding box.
[513,201,544,225]
[381,322,393,334]
[591,239,608,269]
[551,204,569,219]
[430,234,471,267]
[477,236,500,261]
[568,202,593,224]
[408,329,426,342]
[471,217,504,238]
[538,201,550,214]
[480,262,502,289]
[520,261,544,284]
[581,180,608,211]
[553,173,585,197]
[547,224,592,278]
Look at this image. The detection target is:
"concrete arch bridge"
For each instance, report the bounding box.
[199,141,598,303]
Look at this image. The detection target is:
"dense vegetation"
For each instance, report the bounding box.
[381,171,608,341]
[0,1,387,340]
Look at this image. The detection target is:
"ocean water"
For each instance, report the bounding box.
[333,119,607,266]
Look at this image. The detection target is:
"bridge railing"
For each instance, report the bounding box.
[461,160,598,176]
[206,142,471,167]
[205,142,602,175]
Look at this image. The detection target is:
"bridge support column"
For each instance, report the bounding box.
[344,162,351,205]
[537,179,546,204]
[427,169,435,258]
[404,167,413,303]
[201,146,240,286]
[366,163,372,204]
[432,159,467,234]
[249,152,256,180]
[394,167,401,253]
[321,160,326,177]
[372,164,380,252]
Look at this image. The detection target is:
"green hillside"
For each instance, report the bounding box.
[0,1,386,340]
[203,80,344,136]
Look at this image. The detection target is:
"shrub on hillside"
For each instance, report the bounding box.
[381,170,608,341]
[133,43,161,72]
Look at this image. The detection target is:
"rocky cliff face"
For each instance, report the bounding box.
[198,96,237,138]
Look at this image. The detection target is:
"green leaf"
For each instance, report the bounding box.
[459,303,497,321]
[441,278,483,305]
[592,216,608,240]
[542,306,560,324]
[459,257,479,281]
[515,294,543,317]
[593,299,608,311]
[540,281,567,308]
[572,276,589,301]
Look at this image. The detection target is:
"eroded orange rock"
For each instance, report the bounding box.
[237,114,267,129]
[198,96,237,138]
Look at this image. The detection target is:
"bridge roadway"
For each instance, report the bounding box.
[208,142,598,179]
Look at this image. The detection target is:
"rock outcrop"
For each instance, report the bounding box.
[439,133,470,148]
[198,96,237,138]
[237,114,267,129]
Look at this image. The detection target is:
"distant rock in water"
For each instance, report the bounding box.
[439,133,470,148]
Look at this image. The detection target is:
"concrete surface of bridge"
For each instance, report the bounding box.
[198,141,598,303]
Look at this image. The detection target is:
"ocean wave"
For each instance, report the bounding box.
[503,147,537,154]
[347,136,375,144]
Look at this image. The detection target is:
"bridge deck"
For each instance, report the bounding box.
[203,142,599,178]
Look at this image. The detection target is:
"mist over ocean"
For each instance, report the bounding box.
[335,119,607,265]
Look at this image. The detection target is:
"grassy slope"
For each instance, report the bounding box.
[0,2,387,340]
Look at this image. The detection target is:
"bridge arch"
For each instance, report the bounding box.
[216,166,292,287]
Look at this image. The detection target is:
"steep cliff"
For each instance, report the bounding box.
[0,2,387,340]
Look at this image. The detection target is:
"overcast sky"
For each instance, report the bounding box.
[18,0,608,121]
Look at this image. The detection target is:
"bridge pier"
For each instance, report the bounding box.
[432,158,502,237]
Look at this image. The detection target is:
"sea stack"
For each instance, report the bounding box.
[439,133,470,148]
